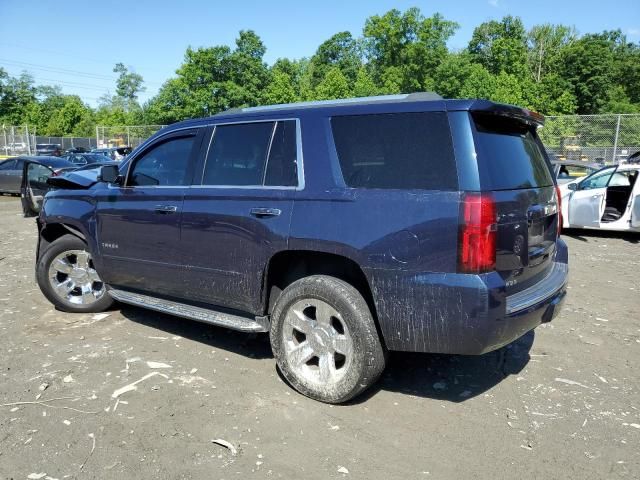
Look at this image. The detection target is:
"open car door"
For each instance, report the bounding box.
[632,171,640,228]
[568,166,616,228]
[21,161,55,217]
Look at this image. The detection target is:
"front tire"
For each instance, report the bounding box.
[270,275,385,403]
[36,234,114,313]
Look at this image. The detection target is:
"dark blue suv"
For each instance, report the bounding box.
[33,93,568,403]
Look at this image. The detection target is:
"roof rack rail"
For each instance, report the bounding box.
[218,92,443,115]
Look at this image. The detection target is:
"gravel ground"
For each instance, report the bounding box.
[0,196,639,479]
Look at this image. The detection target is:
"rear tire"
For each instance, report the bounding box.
[270,275,385,403]
[36,234,114,313]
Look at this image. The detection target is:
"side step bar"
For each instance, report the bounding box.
[108,289,269,333]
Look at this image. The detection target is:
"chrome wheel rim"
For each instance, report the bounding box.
[283,299,353,385]
[48,249,105,305]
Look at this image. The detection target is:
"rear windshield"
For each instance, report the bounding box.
[331,112,458,190]
[473,114,553,190]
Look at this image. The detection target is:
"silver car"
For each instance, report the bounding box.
[0,156,75,195]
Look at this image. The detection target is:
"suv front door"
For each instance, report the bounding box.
[94,128,204,297]
[180,120,301,314]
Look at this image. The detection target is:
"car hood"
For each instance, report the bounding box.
[47,168,101,189]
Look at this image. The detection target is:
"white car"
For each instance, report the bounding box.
[559,164,640,232]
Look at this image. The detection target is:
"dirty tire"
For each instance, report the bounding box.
[36,234,114,313]
[270,275,386,403]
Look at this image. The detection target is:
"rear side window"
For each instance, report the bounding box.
[331,112,457,190]
[473,114,553,190]
[265,121,298,187]
[203,120,298,187]
[203,122,273,186]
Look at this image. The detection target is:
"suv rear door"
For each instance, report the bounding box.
[470,111,558,295]
[94,128,204,297]
[180,119,300,314]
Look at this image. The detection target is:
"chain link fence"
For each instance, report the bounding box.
[4,116,640,165]
[540,114,640,164]
[96,125,166,149]
[1,125,34,156]
[34,136,98,151]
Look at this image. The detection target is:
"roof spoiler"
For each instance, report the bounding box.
[469,100,545,126]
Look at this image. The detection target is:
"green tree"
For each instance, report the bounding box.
[527,24,576,82]
[0,71,36,124]
[314,67,351,100]
[46,96,93,136]
[263,70,297,104]
[363,8,458,92]
[309,32,361,88]
[352,67,379,97]
[459,64,496,99]
[113,63,145,105]
[434,52,477,98]
[469,16,528,77]
[558,34,615,113]
[530,74,577,114]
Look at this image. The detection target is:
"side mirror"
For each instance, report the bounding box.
[567,182,578,191]
[99,165,121,184]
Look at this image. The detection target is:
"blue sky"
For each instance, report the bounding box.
[1,0,638,106]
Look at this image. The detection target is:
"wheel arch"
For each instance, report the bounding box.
[38,222,88,259]
[262,249,385,347]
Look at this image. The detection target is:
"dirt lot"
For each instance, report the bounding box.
[0,196,638,479]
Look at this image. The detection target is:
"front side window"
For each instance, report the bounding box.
[579,167,615,190]
[331,112,458,190]
[202,120,299,187]
[128,135,196,187]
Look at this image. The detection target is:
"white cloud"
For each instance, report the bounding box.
[488,0,499,6]
[627,28,640,36]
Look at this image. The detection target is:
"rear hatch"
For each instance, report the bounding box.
[472,111,558,295]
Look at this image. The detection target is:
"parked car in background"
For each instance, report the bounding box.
[36,144,63,156]
[1,156,74,195]
[32,94,568,403]
[6,142,28,154]
[551,160,600,184]
[62,153,115,166]
[64,147,89,154]
[559,164,640,231]
[91,146,132,161]
[21,159,114,216]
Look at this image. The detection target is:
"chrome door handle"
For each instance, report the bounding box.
[154,205,178,214]
[250,207,281,218]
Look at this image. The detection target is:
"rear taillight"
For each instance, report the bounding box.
[555,185,562,236]
[458,193,497,273]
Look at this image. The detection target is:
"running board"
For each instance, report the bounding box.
[108,289,269,333]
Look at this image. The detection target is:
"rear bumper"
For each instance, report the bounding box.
[485,263,567,353]
[369,238,569,354]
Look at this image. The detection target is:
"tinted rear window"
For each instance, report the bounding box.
[331,112,457,190]
[473,114,553,190]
